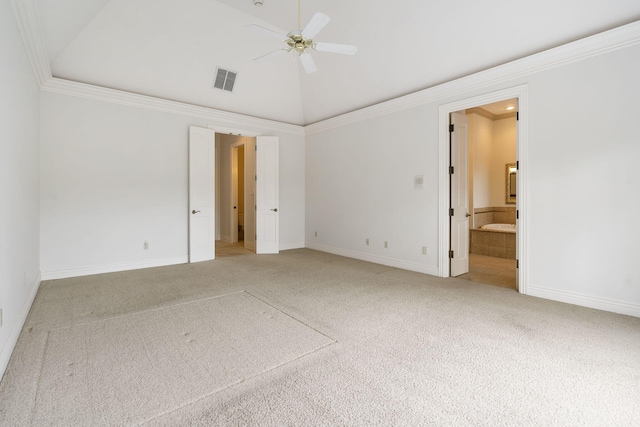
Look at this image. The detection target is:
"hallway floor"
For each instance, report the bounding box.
[215,240,254,258]
[459,254,517,290]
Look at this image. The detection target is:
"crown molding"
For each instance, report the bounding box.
[305,20,640,135]
[466,107,517,121]
[41,78,305,136]
[11,0,51,85]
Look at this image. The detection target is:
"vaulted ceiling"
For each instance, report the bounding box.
[35,0,640,125]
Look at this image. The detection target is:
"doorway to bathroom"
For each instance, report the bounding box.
[440,85,528,293]
[457,99,518,289]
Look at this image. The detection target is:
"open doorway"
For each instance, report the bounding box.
[454,99,518,289]
[216,134,256,257]
[438,85,528,294]
[189,128,280,262]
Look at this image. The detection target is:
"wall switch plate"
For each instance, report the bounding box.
[314,231,317,237]
[366,238,369,246]
[384,241,388,248]
[422,246,427,255]
[144,241,149,250]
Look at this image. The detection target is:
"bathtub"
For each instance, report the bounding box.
[471,224,516,259]
[480,223,516,233]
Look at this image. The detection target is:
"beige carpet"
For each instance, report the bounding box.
[1,249,639,425]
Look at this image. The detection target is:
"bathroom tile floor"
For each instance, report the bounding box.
[458,254,517,290]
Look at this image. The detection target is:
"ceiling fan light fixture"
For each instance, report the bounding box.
[248,7,357,74]
[253,0,263,6]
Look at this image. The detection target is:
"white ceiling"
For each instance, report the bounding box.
[35,0,640,125]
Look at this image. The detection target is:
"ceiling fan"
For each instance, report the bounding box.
[247,1,357,74]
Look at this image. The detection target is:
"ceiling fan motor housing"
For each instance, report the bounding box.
[286,32,314,54]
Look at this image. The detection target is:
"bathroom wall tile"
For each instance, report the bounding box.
[472,245,491,256]
[489,246,506,258]
[488,232,506,247]
[472,231,489,246]
[475,213,493,227]
[494,211,516,224]
[474,207,493,214]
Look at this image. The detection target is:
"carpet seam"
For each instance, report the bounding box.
[43,290,248,333]
[136,340,337,426]
[243,291,338,344]
[28,330,50,425]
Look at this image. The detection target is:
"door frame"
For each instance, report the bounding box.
[230,140,245,244]
[438,85,528,294]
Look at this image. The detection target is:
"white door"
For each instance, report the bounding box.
[256,136,279,254]
[189,126,215,262]
[450,112,469,276]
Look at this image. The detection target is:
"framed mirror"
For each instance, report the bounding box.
[506,163,516,204]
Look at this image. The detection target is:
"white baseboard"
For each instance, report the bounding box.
[528,284,640,318]
[0,272,42,379]
[306,243,440,276]
[41,256,189,281]
[280,242,305,251]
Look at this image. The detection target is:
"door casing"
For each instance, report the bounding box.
[438,85,528,293]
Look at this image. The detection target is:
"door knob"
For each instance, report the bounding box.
[466,213,471,217]
[270,208,278,212]
[192,210,200,214]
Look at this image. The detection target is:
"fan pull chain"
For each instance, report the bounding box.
[298,0,301,30]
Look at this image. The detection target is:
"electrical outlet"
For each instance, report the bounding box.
[422,246,427,255]
[143,241,149,250]
[366,238,369,246]
[384,241,388,248]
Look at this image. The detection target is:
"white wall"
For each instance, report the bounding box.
[469,113,493,208]
[469,113,517,209]
[40,92,305,278]
[306,106,441,274]
[490,117,516,207]
[0,0,42,375]
[306,41,640,315]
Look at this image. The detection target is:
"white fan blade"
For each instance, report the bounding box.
[314,42,357,55]
[298,52,317,74]
[254,49,289,63]
[301,12,330,39]
[247,24,287,41]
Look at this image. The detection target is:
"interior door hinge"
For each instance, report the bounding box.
[516,210,519,220]
[516,259,519,269]
[516,160,519,170]
[449,124,454,133]
[516,111,519,121]
[449,208,454,216]
[255,175,257,181]
[449,166,454,174]
[449,250,454,259]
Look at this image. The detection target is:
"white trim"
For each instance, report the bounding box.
[41,257,188,281]
[306,243,440,277]
[305,20,640,133]
[437,85,529,294]
[280,242,306,251]
[10,0,51,85]
[0,272,41,379]
[41,78,305,136]
[528,285,640,318]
